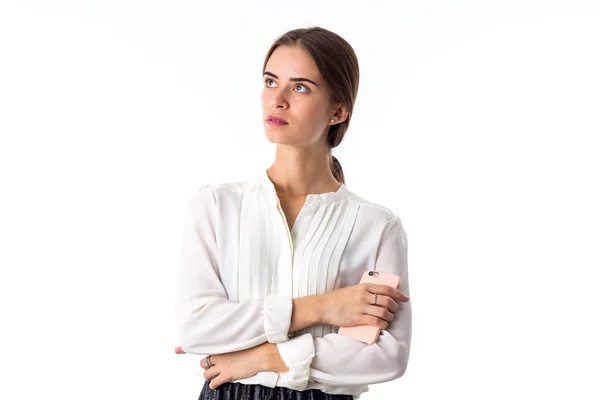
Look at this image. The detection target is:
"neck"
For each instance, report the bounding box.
[267,146,340,197]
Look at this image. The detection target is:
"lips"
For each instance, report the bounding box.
[267,115,288,124]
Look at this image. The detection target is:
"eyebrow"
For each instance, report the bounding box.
[263,71,319,87]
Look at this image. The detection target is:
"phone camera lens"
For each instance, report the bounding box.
[368,271,373,276]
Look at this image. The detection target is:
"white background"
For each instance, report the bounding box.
[0,1,598,399]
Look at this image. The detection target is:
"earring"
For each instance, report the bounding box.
[331,118,335,122]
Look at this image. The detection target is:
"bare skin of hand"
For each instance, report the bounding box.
[321,283,409,329]
[173,342,288,390]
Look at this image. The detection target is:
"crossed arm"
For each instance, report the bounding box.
[175,187,411,390]
[175,296,325,390]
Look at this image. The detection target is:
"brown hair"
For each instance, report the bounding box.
[262,27,360,185]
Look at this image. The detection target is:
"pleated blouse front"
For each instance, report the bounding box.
[175,168,412,399]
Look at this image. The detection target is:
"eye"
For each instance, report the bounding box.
[264,78,275,88]
[293,84,309,93]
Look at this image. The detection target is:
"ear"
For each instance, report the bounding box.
[330,103,349,125]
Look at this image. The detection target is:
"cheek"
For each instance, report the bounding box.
[302,98,329,118]
[300,106,328,128]
[261,90,272,105]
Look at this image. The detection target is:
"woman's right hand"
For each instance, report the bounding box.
[320,283,409,330]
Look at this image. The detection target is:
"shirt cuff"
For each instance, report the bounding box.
[275,333,316,391]
[264,295,293,343]
[255,371,279,388]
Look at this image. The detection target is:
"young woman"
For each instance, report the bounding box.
[174,26,412,400]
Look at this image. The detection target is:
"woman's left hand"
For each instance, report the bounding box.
[174,343,273,390]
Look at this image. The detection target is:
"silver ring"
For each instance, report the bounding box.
[205,355,214,368]
[373,293,378,305]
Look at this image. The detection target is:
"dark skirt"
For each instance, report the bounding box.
[198,380,354,400]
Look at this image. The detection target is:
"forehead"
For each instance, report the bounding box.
[265,46,320,82]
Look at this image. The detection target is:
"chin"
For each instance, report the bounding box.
[264,131,298,145]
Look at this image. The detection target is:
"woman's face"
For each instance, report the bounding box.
[261,45,338,149]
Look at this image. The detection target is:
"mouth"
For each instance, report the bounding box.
[266,115,288,124]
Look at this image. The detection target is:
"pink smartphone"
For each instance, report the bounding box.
[337,270,401,345]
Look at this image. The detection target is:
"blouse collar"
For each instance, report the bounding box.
[252,168,352,204]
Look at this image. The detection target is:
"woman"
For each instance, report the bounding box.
[174,26,412,400]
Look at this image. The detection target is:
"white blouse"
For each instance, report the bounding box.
[175,168,412,399]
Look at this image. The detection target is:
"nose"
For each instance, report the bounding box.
[269,89,288,109]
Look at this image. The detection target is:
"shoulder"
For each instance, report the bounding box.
[190,175,264,201]
[345,189,402,224]
[183,177,257,220]
[346,190,408,244]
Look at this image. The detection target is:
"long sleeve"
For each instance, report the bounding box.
[175,185,294,355]
[274,215,412,390]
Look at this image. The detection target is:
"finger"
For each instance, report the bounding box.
[363,292,395,311]
[365,283,395,297]
[377,294,399,312]
[365,304,394,322]
[200,355,217,370]
[367,283,409,301]
[200,356,217,370]
[209,375,225,390]
[200,358,209,370]
[363,289,380,305]
[174,346,185,354]
[361,314,389,330]
[204,367,219,382]
[395,289,409,302]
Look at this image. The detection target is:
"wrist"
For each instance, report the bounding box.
[256,342,273,372]
[290,294,325,332]
[260,342,288,373]
[315,293,327,325]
